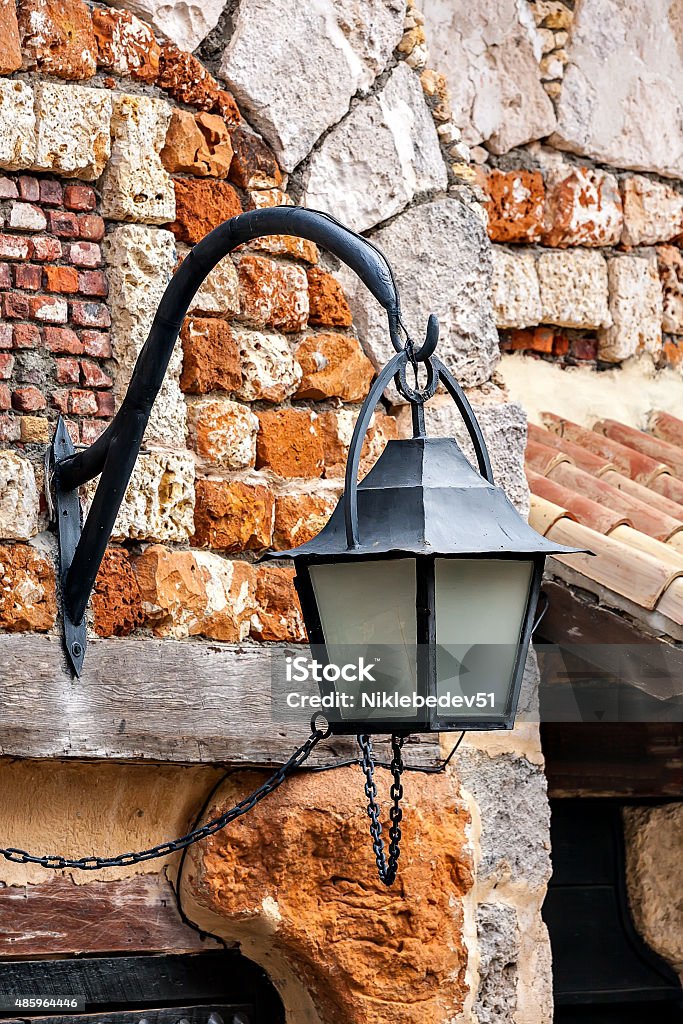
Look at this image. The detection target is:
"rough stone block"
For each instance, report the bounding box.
[599,254,663,362]
[161,109,233,179]
[0,80,36,171]
[91,7,160,82]
[171,179,242,245]
[304,62,447,232]
[100,94,175,224]
[484,169,545,244]
[234,328,301,402]
[491,248,542,330]
[109,0,225,53]
[251,565,305,643]
[229,128,282,190]
[273,493,336,550]
[422,0,556,153]
[0,0,22,74]
[184,251,240,318]
[237,254,308,333]
[294,332,374,401]
[543,165,623,247]
[256,408,324,479]
[339,198,499,392]
[475,903,520,1024]
[621,176,683,245]
[0,450,40,539]
[193,479,274,552]
[158,44,239,123]
[33,83,112,180]
[306,267,352,327]
[18,0,97,79]
[92,547,143,638]
[552,0,683,178]
[220,0,405,171]
[99,449,195,543]
[180,317,242,395]
[316,409,398,478]
[537,249,611,328]
[187,397,258,470]
[658,245,683,336]
[0,543,56,631]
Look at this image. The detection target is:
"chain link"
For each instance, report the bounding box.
[357,733,405,887]
[0,729,324,871]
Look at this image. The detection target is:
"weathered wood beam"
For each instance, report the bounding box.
[0,635,439,766]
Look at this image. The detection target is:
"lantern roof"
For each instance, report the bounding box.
[264,436,582,561]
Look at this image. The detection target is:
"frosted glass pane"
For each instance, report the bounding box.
[308,559,418,721]
[435,559,532,718]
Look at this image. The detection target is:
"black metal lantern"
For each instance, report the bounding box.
[264,316,578,736]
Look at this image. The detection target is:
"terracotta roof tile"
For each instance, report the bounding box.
[529,493,574,534]
[525,438,573,476]
[542,412,670,483]
[595,418,683,479]
[527,468,629,534]
[527,423,614,475]
[649,473,683,506]
[599,469,683,521]
[649,409,683,449]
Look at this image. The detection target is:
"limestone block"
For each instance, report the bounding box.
[181,250,240,318]
[421,0,556,153]
[99,450,195,543]
[537,249,610,328]
[543,165,623,247]
[186,397,258,470]
[235,329,302,402]
[623,803,683,975]
[100,94,175,224]
[552,0,683,178]
[491,247,542,329]
[303,62,447,232]
[475,903,520,1024]
[339,198,499,393]
[33,83,112,180]
[0,80,36,171]
[220,0,406,171]
[622,176,683,245]
[181,767,473,1024]
[108,0,225,52]
[0,450,40,539]
[599,254,663,362]
[425,395,530,517]
[658,245,683,336]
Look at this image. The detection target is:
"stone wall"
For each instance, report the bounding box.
[0,2,551,1023]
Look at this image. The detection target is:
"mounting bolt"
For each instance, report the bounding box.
[71,641,83,658]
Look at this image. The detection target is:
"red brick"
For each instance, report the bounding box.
[39,179,63,206]
[18,0,97,80]
[78,270,108,297]
[69,241,101,267]
[30,295,68,322]
[95,390,115,417]
[0,234,31,259]
[51,388,69,413]
[3,293,31,319]
[65,419,79,443]
[0,353,14,379]
[56,357,80,384]
[0,414,20,441]
[81,330,111,358]
[80,359,112,387]
[44,325,82,353]
[71,301,111,328]
[13,386,46,412]
[0,177,18,199]
[44,265,79,293]
[14,264,42,290]
[69,389,98,415]
[81,418,107,443]
[569,335,599,361]
[171,178,242,245]
[31,236,62,261]
[77,214,105,241]
[256,408,324,479]
[0,384,11,410]
[48,210,79,237]
[0,324,12,348]
[0,264,11,289]
[63,184,97,211]
[13,323,40,349]
[17,175,39,202]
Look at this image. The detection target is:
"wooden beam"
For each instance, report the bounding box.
[0,635,439,766]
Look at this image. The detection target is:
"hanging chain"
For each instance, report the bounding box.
[357,733,405,886]
[0,728,324,871]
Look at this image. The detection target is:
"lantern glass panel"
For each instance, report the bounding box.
[434,558,533,720]
[308,558,419,723]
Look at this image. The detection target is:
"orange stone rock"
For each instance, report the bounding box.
[306,266,353,327]
[92,547,143,638]
[158,44,240,125]
[251,565,305,642]
[484,169,545,244]
[248,189,318,263]
[295,332,374,401]
[229,127,283,189]
[182,767,473,1024]
[256,408,324,479]
[91,7,160,82]
[187,396,258,469]
[180,317,242,394]
[18,0,97,79]
[161,110,233,179]
[0,0,22,74]
[543,167,623,247]
[237,253,308,333]
[319,410,399,478]
[273,493,336,549]
[0,543,56,631]
[193,479,274,551]
[171,179,242,245]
